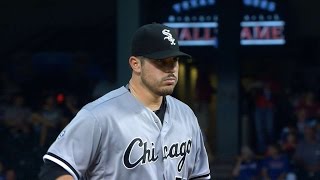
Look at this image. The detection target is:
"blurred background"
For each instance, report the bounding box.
[1,0,320,179]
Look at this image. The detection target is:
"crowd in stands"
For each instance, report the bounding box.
[0,85,83,179]
[233,75,320,180]
[0,53,114,179]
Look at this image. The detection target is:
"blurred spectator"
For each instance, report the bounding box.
[295,108,308,139]
[252,80,276,153]
[294,91,320,121]
[60,93,80,126]
[31,93,66,147]
[3,93,32,135]
[279,124,298,159]
[280,132,297,161]
[293,120,320,180]
[232,146,259,180]
[260,143,293,180]
[1,94,34,179]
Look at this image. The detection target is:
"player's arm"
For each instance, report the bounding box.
[39,160,73,180]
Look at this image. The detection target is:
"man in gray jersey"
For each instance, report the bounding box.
[39,23,211,180]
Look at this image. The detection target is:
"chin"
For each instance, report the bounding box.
[159,88,174,96]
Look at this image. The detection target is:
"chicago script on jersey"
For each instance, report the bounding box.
[123,138,192,172]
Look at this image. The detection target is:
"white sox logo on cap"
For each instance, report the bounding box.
[162,29,176,45]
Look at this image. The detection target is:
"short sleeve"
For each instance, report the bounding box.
[43,109,102,180]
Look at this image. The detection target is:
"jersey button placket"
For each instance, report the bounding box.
[160,120,170,179]
[153,115,162,130]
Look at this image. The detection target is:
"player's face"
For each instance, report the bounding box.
[141,57,179,96]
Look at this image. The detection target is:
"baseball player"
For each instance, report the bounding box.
[39,23,211,180]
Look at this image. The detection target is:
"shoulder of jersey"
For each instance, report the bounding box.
[166,95,193,112]
[83,86,128,111]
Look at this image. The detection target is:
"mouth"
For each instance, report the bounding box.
[163,77,177,85]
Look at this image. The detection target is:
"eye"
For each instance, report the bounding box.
[151,57,179,66]
[151,59,163,65]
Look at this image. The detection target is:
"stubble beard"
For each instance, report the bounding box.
[141,75,177,96]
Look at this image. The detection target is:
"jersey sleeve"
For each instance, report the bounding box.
[43,108,102,180]
[190,127,211,179]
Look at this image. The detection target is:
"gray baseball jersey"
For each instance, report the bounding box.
[43,86,211,180]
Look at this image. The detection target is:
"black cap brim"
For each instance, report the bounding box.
[142,49,191,60]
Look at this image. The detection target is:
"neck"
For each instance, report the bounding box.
[129,79,163,111]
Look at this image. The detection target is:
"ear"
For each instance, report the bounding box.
[129,56,141,73]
